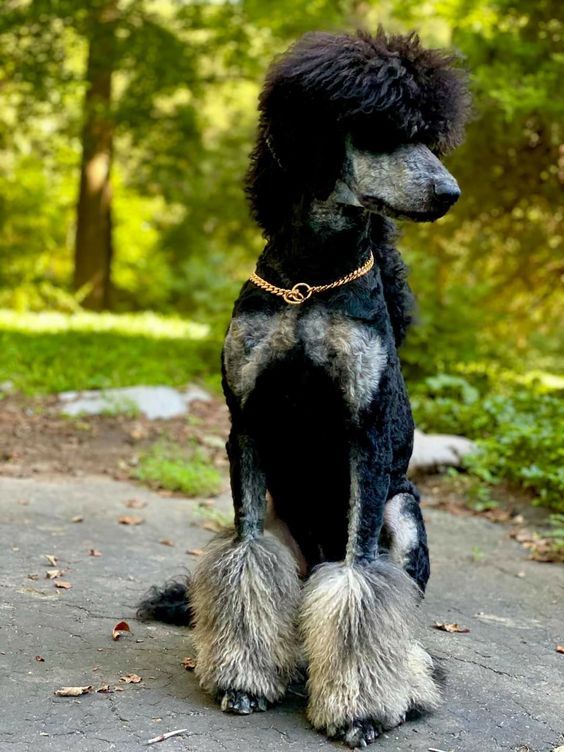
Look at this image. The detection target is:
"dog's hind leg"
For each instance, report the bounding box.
[191,428,300,714]
[301,435,440,748]
[382,489,430,592]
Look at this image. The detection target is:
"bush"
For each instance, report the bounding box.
[410,373,564,512]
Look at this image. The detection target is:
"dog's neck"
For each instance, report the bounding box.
[257,196,395,287]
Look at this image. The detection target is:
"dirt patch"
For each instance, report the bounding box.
[2,393,560,562]
[418,474,563,563]
[0,393,230,481]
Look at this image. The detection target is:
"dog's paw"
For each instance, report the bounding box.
[219,689,268,715]
[329,719,383,748]
[330,714,408,748]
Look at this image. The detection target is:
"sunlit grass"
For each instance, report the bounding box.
[135,442,224,497]
[0,309,222,395]
[0,309,209,340]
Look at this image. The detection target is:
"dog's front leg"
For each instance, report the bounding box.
[191,424,300,714]
[301,419,440,748]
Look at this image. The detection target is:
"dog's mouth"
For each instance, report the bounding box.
[358,195,452,223]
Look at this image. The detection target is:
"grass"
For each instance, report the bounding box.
[135,442,224,497]
[0,309,223,394]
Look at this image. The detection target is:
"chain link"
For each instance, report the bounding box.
[249,251,374,305]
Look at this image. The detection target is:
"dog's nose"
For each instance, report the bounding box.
[433,179,461,207]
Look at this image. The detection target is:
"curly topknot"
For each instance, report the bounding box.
[246,28,471,234]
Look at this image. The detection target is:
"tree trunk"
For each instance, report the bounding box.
[74,0,118,310]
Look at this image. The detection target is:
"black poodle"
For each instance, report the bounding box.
[140,28,470,748]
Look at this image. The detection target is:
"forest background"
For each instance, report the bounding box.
[0,0,562,515]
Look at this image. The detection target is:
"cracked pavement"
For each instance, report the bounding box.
[0,476,563,752]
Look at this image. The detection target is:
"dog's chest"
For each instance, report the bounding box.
[223,307,387,412]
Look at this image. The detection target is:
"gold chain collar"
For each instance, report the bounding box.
[249,251,374,305]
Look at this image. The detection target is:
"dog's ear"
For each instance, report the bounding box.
[246,35,350,233]
[259,39,347,195]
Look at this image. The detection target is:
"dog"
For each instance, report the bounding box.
[139,28,470,748]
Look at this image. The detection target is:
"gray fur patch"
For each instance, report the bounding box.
[345,446,363,565]
[191,531,301,702]
[383,493,420,568]
[345,139,459,217]
[307,188,360,233]
[224,309,386,413]
[223,310,298,404]
[300,559,440,733]
[301,310,387,414]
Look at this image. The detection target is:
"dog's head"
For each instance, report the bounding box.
[247,29,471,232]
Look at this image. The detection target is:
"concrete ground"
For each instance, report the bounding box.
[1,475,562,752]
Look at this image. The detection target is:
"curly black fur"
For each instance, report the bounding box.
[137,579,193,626]
[246,27,471,235]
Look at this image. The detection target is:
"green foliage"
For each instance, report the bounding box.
[136,441,223,497]
[0,310,221,394]
[411,373,564,512]
[1,0,561,342]
[0,2,562,509]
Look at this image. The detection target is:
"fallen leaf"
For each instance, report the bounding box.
[125,498,146,509]
[118,515,144,526]
[556,645,564,654]
[71,515,84,523]
[54,686,92,697]
[182,657,196,671]
[482,507,512,523]
[186,548,204,557]
[510,528,534,543]
[89,549,102,557]
[528,539,564,563]
[120,673,142,684]
[44,555,58,566]
[114,686,125,692]
[96,684,112,693]
[27,573,40,581]
[432,622,470,634]
[159,539,175,547]
[46,569,64,579]
[112,621,131,640]
[35,655,45,662]
[54,581,72,590]
[128,424,148,441]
